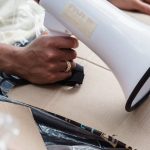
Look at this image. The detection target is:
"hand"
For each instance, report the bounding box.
[34,0,40,3]
[110,0,150,15]
[9,36,78,84]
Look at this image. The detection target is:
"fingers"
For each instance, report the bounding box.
[135,0,150,15]
[43,36,78,61]
[21,35,78,85]
[47,48,77,61]
[49,72,72,83]
[144,0,150,4]
[28,71,72,85]
[110,0,150,15]
[48,61,76,72]
[43,61,75,84]
[47,36,79,49]
[60,61,76,72]
[57,48,77,61]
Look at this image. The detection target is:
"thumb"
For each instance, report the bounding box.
[135,0,150,15]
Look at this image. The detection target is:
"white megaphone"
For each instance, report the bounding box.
[40,0,150,112]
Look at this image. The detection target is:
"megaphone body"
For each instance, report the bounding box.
[40,0,150,112]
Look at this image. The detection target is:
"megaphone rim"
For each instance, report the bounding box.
[126,68,150,112]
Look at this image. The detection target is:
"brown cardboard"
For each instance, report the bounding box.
[8,12,150,150]
[0,102,47,150]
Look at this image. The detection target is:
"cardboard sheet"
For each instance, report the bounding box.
[0,102,47,150]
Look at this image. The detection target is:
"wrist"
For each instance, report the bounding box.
[0,44,23,74]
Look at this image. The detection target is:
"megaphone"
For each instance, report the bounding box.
[40,0,150,112]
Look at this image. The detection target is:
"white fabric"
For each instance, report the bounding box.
[0,0,45,44]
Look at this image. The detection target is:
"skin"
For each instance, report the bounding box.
[34,0,40,3]
[0,36,78,84]
[1,0,149,85]
[110,0,150,15]
[0,0,78,85]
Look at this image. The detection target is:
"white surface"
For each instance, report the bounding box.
[41,0,150,110]
[0,103,46,150]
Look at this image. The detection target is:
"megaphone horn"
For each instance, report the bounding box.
[40,0,150,111]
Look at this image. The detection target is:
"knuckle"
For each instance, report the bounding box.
[49,63,56,70]
[47,51,57,60]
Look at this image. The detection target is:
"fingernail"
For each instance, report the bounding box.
[73,40,79,48]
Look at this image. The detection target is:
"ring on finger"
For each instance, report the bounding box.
[65,61,72,72]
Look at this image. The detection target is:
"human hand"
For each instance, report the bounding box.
[10,36,78,84]
[34,0,40,3]
[110,0,150,15]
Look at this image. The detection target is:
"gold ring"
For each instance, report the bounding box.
[65,61,72,72]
